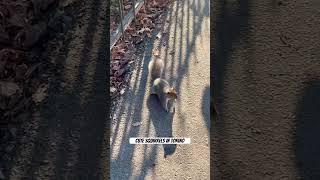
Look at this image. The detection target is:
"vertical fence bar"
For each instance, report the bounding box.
[118,0,124,34]
[111,0,146,50]
[133,0,136,24]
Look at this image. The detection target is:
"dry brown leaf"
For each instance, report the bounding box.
[115,68,125,77]
[0,81,20,97]
[141,17,153,27]
[23,23,47,47]
[32,85,48,103]
[110,87,117,93]
[116,49,126,56]
[60,0,77,7]
[113,55,122,60]
[16,63,28,79]
[120,89,125,95]
[124,5,132,10]
[7,13,25,28]
[137,27,151,34]
[25,62,41,78]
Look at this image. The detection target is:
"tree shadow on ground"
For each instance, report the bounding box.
[202,86,210,132]
[295,80,320,179]
[211,0,251,179]
[111,0,209,179]
[8,0,109,179]
[147,95,176,158]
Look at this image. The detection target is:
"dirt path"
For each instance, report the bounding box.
[6,0,109,179]
[212,0,320,179]
[111,0,210,179]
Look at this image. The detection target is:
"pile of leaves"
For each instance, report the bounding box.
[110,0,139,32]
[0,0,59,124]
[110,0,171,98]
[110,0,169,33]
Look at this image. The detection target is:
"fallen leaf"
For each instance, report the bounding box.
[110,87,117,93]
[116,49,126,56]
[32,85,48,103]
[60,0,77,7]
[137,27,151,34]
[141,18,152,25]
[113,55,122,60]
[124,5,132,10]
[120,89,125,95]
[7,14,25,28]
[0,81,20,97]
[115,68,126,77]
[25,62,41,78]
[15,64,28,79]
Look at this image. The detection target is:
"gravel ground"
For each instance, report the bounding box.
[212,0,320,179]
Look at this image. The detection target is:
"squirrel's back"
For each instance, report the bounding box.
[151,78,177,112]
[148,58,164,80]
[151,78,170,94]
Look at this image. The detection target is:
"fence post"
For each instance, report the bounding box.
[118,0,124,34]
[133,0,136,24]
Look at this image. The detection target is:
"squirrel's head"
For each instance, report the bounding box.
[166,87,177,100]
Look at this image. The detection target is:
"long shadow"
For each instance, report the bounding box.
[173,0,209,122]
[52,0,108,178]
[147,95,176,157]
[131,95,176,179]
[202,86,210,132]
[211,0,251,179]
[8,0,109,179]
[110,20,158,180]
[9,1,84,178]
[74,0,109,179]
[295,80,320,179]
[110,1,209,179]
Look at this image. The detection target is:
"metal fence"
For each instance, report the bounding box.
[110,0,146,50]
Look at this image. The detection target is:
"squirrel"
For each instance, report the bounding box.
[148,58,177,112]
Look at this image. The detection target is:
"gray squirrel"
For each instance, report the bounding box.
[148,58,177,112]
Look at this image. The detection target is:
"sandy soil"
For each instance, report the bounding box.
[2,0,109,179]
[212,0,320,179]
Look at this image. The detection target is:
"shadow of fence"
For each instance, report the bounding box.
[295,80,320,179]
[111,0,209,179]
[8,0,109,179]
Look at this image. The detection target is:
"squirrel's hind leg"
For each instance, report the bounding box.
[150,85,156,94]
[164,99,169,112]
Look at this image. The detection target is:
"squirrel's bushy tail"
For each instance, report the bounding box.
[148,58,164,81]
